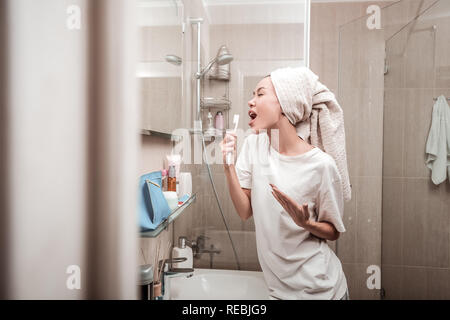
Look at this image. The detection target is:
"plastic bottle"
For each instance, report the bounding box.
[172,236,193,269]
[215,111,224,132]
[167,165,176,192]
[207,112,213,130]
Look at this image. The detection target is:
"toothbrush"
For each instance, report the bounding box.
[226,114,240,165]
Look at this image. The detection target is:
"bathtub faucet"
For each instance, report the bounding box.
[192,235,221,268]
[192,235,221,255]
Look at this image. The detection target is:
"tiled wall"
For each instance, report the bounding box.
[173,8,306,271]
[381,2,450,299]
[331,1,388,300]
[140,0,450,300]
[324,0,450,300]
[313,3,370,268]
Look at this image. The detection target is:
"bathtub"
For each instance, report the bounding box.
[166,268,270,300]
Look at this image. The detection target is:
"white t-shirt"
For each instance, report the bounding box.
[235,132,348,300]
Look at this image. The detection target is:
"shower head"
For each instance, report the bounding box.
[216,53,233,65]
[165,54,182,66]
[196,52,233,79]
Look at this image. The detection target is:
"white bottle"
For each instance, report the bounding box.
[172,236,193,269]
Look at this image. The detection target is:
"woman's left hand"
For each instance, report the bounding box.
[270,183,310,229]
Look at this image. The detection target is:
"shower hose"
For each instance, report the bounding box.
[200,131,241,270]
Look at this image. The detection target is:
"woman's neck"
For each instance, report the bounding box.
[267,117,311,155]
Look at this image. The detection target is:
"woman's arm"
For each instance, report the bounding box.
[221,132,253,221]
[224,165,253,221]
[304,220,340,241]
[270,183,339,241]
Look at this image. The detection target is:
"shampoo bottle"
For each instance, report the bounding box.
[172,236,193,269]
[167,165,176,192]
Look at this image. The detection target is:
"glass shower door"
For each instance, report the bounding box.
[381,0,450,300]
[337,0,447,300]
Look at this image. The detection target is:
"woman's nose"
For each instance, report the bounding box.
[248,98,255,107]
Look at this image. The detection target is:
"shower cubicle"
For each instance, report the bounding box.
[173,0,311,272]
[338,0,450,299]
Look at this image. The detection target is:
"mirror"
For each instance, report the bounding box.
[137,0,184,135]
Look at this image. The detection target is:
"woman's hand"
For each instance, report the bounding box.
[270,183,340,240]
[270,183,310,229]
[220,132,237,168]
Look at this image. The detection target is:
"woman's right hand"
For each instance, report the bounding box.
[220,131,237,168]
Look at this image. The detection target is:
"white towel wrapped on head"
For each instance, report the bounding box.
[270,66,352,202]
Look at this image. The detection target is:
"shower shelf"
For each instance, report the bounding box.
[188,128,225,137]
[141,129,183,142]
[200,97,231,110]
[206,74,230,81]
[140,193,197,238]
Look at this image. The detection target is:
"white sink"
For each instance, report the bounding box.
[166,268,270,300]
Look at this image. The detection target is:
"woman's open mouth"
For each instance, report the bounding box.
[248,110,257,126]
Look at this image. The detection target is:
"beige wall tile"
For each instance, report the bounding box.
[382,265,450,300]
[404,24,436,89]
[328,240,337,253]
[356,176,382,265]
[140,135,173,174]
[141,77,182,134]
[243,232,262,271]
[209,23,304,62]
[426,267,450,299]
[311,2,369,90]
[383,88,406,177]
[382,177,403,266]
[337,178,357,263]
[338,87,359,178]
[385,29,407,89]
[383,3,407,40]
[403,178,447,267]
[337,23,362,89]
[310,2,339,89]
[341,263,356,298]
[335,2,365,26]
[139,223,174,282]
[358,29,385,90]
[342,262,381,300]
[195,230,251,270]
[381,265,403,299]
[139,26,182,62]
[446,182,450,271]
[430,181,450,268]
[345,88,384,177]
[435,17,450,89]
[402,266,428,299]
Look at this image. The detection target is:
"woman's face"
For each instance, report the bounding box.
[247,76,284,133]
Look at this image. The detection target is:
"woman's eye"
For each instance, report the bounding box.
[258,94,263,96]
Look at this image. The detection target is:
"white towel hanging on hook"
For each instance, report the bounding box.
[425,95,450,185]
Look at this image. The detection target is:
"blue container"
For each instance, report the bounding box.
[137,171,171,231]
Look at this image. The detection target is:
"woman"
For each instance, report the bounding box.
[220,68,350,300]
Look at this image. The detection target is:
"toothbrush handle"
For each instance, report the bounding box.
[226,152,234,165]
[225,129,236,165]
